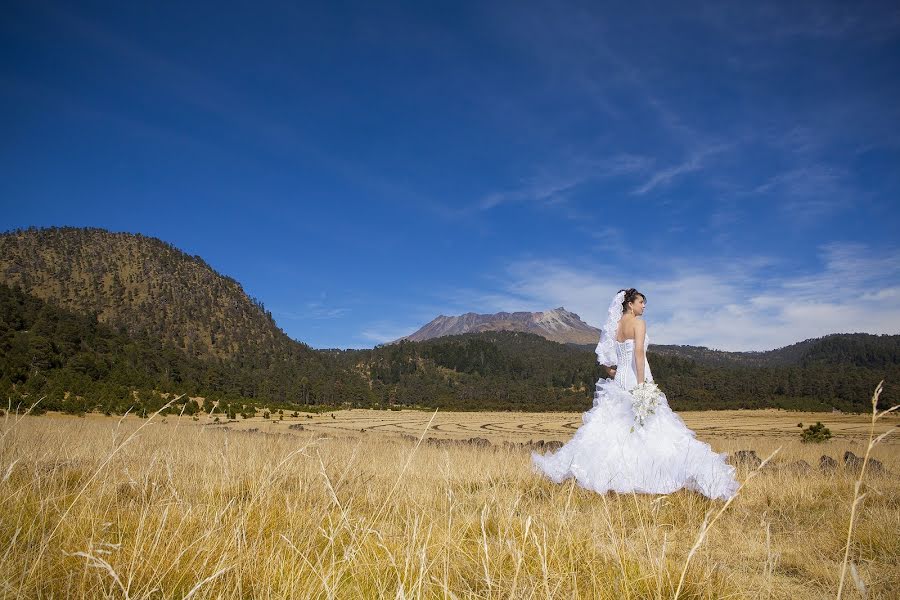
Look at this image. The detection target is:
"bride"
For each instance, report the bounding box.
[532,288,740,501]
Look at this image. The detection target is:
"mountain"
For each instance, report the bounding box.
[0,226,297,361]
[395,307,601,345]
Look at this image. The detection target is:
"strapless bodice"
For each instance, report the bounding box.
[613,336,652,389]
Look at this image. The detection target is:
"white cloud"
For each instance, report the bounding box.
[432,242,900,351]
[358,321,421,345]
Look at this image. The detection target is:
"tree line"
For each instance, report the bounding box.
[1,283,896,416]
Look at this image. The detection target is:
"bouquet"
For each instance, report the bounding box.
[629,382,662,432]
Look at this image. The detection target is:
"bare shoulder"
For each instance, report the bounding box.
[634,318,646,332]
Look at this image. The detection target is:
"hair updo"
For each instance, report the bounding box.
[619,288,645,314]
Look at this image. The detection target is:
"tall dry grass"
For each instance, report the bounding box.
[0,398,897,598]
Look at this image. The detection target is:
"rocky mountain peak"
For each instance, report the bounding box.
[394,307,600,345]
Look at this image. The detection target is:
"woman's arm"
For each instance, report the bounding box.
[634,319,647,383]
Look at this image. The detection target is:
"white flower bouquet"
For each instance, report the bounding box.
[629,382,662,432]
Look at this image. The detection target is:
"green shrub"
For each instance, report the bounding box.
[800,421,832,443]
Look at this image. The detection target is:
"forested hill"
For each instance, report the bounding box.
[641,341,815,367]
[338,331,603,411]
[0,226,297,361]
[335,331,898,412]
[571,334,900,368]
[648,334,900,368]
[0,282,369,414]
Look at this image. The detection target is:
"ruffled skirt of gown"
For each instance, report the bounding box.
[531,377,740,501]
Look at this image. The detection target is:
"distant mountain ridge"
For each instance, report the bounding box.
[598,333,900,368]
[645,341,818,367]
[568,340,816,367]
[395,307,601,345]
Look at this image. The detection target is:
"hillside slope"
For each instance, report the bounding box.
[0,226,297,361]
[637,333,899,368]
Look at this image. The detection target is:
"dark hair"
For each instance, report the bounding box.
[619,288,645,314]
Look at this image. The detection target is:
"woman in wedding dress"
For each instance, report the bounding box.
[532,288,740,501]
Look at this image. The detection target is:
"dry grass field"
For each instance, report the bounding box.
[217,406,900,448]
[1,402,897,599]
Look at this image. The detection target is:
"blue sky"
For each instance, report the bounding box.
[2,1,899,351]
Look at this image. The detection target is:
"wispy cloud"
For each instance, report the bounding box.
[632,144,732,195]
[478,174,585,211]
[752,165,853,221]
[358,321,420,345]
[578,224,626,254]
[483,3,743,202]
[632,156,704,196]
[696,1,900,44]
[767,125,827,158]
[275,299,351,321]
[754,165,842,196]
[782,242,900,300]
[479,153,651,210]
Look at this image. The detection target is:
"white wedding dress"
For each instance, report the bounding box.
[532,333,740,501]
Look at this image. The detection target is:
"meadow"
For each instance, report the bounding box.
[1,402,897,599]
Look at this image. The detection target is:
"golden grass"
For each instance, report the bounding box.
[1,402,898,598]
[212,406,900,448]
